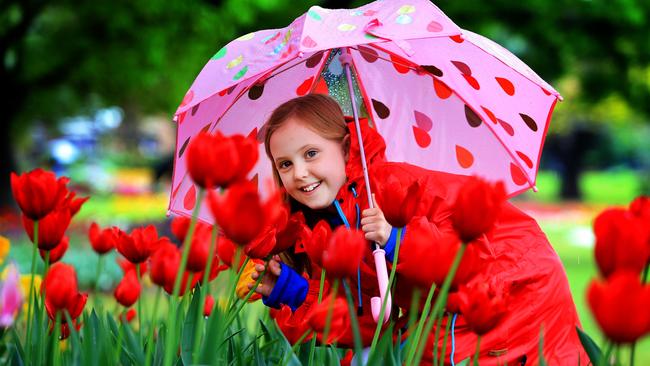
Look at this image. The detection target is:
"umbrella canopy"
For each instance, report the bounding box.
[169,0,561,224]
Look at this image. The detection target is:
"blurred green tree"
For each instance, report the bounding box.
[0,0,320,207]
[2,0,648,206]
[436,0,650,198]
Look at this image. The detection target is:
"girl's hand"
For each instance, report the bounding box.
[248,255,282,297]
[361,194,393,246]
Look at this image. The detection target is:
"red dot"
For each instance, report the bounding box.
[516,151,534,169]
[433,78,452,99]
[455,145,474,169]
[510,163,528,186]
[184,185,197,210]
[412,126,431,148]
[481,107,497,124]
[450,35,464,43]
[296,77,314,96]
[390,54,410,74]
[463,74,480,90]
[496,77,515,96]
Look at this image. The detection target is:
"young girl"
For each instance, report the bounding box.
[247,94,587,365]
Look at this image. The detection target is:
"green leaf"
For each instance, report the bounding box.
[576,326,602,365]
[9,328,25,366]
[153,324,166,366]
[199,310,224,365]
[456,358,470,366]
[122,321,145,365]
[252,340,265,366]
[180,289,201,365]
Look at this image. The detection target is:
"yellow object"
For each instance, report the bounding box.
[236,260,262,302]
[0,236,10,266]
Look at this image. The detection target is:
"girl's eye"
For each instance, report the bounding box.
[306,150,318,158]
[279,161,291,169]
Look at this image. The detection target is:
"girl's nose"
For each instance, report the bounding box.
[293,163,309,179]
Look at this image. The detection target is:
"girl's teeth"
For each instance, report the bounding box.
[303,182,319,192]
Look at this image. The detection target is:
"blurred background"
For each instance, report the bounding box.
[1,0,649,360]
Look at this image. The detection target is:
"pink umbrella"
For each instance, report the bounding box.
[169,0,561,322]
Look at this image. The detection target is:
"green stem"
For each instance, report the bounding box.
[370,228,403,350]
[163,188,205,366]
[24,219,38,363]
[440,313,452,366]
[631,341,636,366]
[144,287,163,366]
[225,265,265,327]
[114,314,125,365]
[136,265,143,346]
[191,225,219,364]
[95,255,104,290]
[642,263,648,284]
[405,283,436,365]
[432,314,443,363]
[473,336,481,366]
[308,268,327,366]
[225,247,245,310]
[321,279,340,347]
[413,244,466,366]
[53,311,62,366]
[342,280,364,366]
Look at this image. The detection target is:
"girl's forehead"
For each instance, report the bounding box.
[271,117,324,144]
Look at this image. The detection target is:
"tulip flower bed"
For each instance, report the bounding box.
[3,133,649,365]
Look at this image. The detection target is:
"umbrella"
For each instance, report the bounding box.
[168,0,561,322]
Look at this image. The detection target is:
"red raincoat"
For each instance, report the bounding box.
[270,119,588,365]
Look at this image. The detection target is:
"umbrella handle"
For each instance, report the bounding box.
[371,248,391,324]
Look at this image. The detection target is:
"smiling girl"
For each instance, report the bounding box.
[246,94,587,365]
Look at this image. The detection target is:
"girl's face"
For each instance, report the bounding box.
[269,117,348,210]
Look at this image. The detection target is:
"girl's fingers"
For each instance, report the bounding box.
[251,272,258,280]
[255,264,265,272]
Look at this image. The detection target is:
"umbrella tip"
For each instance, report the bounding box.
[532,185,539,193]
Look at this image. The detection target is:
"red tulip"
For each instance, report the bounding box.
[149,240,180,287]
[274,212,309,255]
[187,132,258,189]
[397,218,480,289]
[209,182,287,245]
[43,263,87,322]
[22,207,71,250]
[185,223,211,272]
[307,294,350,343]
[593,208,649,278]
[123,309,137,323]
[217,236,245,270]
[303,220,332,267]
[587,271,650,344]
[322,227,366,279]
[57,319,82,340]
[39,236,69,263]
[43,263,78,310]
[245,229,277,259]
[60,191,89,217]
[170,216,191,243]
[10,169,69,220]
[116,225,165,263]
[451,177,506,243]
[117,257,147,275]
[231,134,259,182]
[163,270,201,296]
[270,305,312,344]
[630,195,650,253]
[374,176,423,227]
[203,295,215,317]
[458,279,508,336]
[88,222,119,255]
[114,270,141,307]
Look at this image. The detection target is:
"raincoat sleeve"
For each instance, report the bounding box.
[383,226,406,262]
[262,263,309,311]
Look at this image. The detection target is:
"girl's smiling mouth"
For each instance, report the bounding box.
[300,181,321,193]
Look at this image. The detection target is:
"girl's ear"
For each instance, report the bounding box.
[342,133,351,162]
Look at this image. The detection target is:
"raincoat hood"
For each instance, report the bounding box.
[343,116,386,184]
